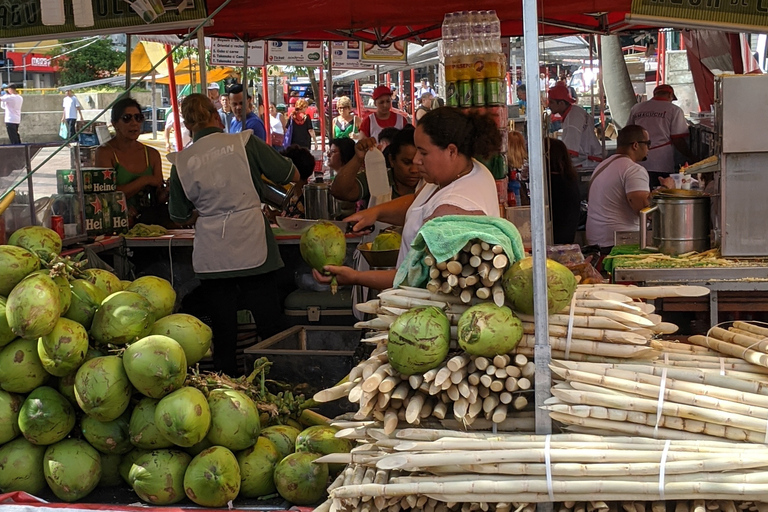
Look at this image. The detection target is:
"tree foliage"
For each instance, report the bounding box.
[57,38,125,85]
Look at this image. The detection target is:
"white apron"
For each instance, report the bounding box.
[168,130,268,274]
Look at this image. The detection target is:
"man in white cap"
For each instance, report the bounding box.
[628,84,695,179]
[207,82,222,110]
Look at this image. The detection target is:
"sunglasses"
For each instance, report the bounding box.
[637,140,652,146]
[120,113,145,123]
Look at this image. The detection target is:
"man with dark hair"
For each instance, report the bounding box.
[586,124,656,254]
[0,84,23,144]
[228,84,266,140]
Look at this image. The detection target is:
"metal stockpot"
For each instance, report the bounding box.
[303,182,332,220]
[262,180,295,211]
[639,190,711,255]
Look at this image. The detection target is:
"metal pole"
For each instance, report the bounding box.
[151,71,157,139]
[589,35,595,125]
[522,0,552,438]
[165,44,183,152]
[326,42,334,143]
[410,68,416,119]
[125,35,131,90]
[261,66,270,145]
[25,146,35,225]
[242,36,249,128]
[318,64,326,153]
[197,28,207,91]
[597,36,607,160]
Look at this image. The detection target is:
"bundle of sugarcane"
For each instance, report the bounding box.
[356,286,672,361]
[686,322,768,369]
[318,431,768,508]
[313,348,536,433]
[546,359,768,442]
[423,241,510,305]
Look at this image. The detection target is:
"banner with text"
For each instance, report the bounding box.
[0,0,207,42]
[210,39,266,67]
[267,41,323,66]
[330,41,374,70]
[361,41,408,64]
[631,0,768,28]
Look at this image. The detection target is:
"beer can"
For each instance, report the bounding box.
[446,81,459,108]
[472,80,486,107]
[108,192,130,234]
[458,80,473,108]
[486,78,504,106]
[84,194,106,236]
[50,215,65,240]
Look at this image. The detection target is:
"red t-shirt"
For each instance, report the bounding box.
[359,112,407,138]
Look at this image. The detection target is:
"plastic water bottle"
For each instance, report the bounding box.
[487,10,502,53]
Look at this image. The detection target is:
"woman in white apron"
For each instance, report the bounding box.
[314,107,502,291]
[167,94,299,376]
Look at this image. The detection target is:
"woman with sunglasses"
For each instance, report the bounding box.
[333,96,359,139]
[95,97,164,224]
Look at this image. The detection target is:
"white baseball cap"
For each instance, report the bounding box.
[207,83,220,90]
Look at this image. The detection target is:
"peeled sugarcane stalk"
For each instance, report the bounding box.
[688,335,768,368]
[516,313,633,332]
[520,322,649,345]
[578,283,710,298]
[518,335,658,359]
[712,327,768,354]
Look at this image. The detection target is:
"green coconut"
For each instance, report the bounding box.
[0,245,40,296]
[184,446,241,507]
[90,291,154,345]
[98,453,124,487]
[154,386,211,447]
[237,436,281,498]
[457,303,524,357]
[18,386,75,445]
[125,276,176,320]
[206,389,260,451]
[43,439,102,502]
[387,306,450,375]
[149,313,212,366]
[118,448,150,485]
[28,270,70,315]
[295,425,352,474]
[371,231,402,251]
[129,397,175,449]
[119,280,132,290]
[185,437,214,457]
[74,356,133,422]
[81,410,133,454]
[260,424,300,459]
[273,452,329,505]
[0,390,22,444]
[300,221,346,294]
[58,348,103,405]
[0,437,47,494]
[6,273,60,340]
[0,338,50,393]
[64,279,105,329]
[37,317,89,377]
[123,335,187,399]
[502,257,578,315]
[8,225,62,260]
[129,449,192,505]
[81,268,122,298]
[0,297,18,347]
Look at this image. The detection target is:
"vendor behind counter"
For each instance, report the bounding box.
[167,93,300,376]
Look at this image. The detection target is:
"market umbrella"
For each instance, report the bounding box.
[117,41,169,76]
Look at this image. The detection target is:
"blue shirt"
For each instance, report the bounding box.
[230,112,266,141]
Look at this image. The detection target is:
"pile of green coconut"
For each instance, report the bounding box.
[0,226,351,507]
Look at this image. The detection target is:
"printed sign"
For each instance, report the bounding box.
[361,41,407,64]
[210,39,266,67]
[267,41,323,66]
[6,52,57,73]
[0,0,207,42]
[631,0,768,28]
[330,41,374,70]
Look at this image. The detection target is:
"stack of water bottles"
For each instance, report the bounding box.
[442,10,506,111]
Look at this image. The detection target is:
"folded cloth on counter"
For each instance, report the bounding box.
[394,215,526,288]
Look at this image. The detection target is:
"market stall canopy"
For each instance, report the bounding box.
[117,41,169,76]
[203,0,634,41]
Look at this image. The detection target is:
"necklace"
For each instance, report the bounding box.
[439,162,473,189]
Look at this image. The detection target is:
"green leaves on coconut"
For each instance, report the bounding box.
[299,221,346,294]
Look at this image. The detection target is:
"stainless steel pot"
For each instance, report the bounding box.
[304,182,332,220]
[639,190,711,255]
[262,181,295,211]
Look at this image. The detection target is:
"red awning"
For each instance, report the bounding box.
[203,0,634,41]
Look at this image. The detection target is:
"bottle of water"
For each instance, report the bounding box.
[488,10,502,53]
[442,12,456,57]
